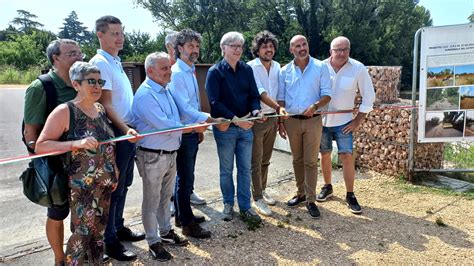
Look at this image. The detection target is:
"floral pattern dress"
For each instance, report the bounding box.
[64,102,117,265]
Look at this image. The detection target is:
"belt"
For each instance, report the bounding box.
[291,114,320,120]
[138,146,177,154]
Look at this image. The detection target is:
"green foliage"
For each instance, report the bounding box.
[58,11,92,43]
[444,142,474,169]
[0,65,41,84]
[435,217,447,227]
[10,10,44,34]
[0,31,52,70]
[136,0,432,88]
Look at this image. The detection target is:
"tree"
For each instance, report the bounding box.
[10,10,44,33]
[58,11,92,43]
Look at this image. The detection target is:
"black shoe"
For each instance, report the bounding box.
[149,242,172,261]
[346,194,362,214]
[117,227,146,242]
[287,195,306,207]
[316,184,333,202]
[306,202,321,219]
[161,229,189,246]
[176,214,205,228]
[105,241,137,261]
[182,221,212,239]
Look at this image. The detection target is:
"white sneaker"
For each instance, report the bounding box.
[262,190,276,206]
[190,192,207,205]
[170,201,175,217]
[254,199,272,216]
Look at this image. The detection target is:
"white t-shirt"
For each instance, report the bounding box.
[90,49,134,124]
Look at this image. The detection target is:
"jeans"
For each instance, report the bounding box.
[213,125,253,212]
[104,126,136,245]
[135,150,176,245]
[320,121,354,154]
[174,133,199,226]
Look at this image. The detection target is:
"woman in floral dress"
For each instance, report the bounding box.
[36,61,117,265]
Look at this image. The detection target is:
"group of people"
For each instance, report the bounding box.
[23,14,375,265]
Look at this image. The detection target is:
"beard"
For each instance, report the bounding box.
[188,53,199,63]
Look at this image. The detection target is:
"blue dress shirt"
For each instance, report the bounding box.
[132,77,182,151]
[205,59,261,119]
[170,58,209,124]
[278,57,332,114]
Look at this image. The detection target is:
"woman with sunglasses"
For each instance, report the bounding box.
[36,61,118,265]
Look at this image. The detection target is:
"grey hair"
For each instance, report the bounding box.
[69,62,100,82]
[330,36,351,49]
[46,39,79,65]
[144,52,169,73]
[165,31,178,46]
[220,31,245,56]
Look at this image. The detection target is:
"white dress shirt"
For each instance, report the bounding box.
[247,58,280,114]
[322,57,375,127]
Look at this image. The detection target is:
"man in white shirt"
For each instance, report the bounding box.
[316,36,375,214]
[247,31,287,216]
[89,15,142,261]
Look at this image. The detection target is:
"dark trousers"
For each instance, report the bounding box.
[174,133,199,226]
[104,126,136,244]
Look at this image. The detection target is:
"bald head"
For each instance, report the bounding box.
[290,35,307,47]
[330,36,350,49]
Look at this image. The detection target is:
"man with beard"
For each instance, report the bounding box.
[170,29,228,238]
[316,36,375,214]
[247,31,288,216]
[277,35,331,219]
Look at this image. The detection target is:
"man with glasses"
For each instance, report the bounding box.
[23,39,83,266]
[277,35,331,219]
[247,31,288,216]
[90,15,142,261]
[316,36,375,214]
[205,31,262,224]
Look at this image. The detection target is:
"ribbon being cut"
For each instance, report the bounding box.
[0,106,417,166]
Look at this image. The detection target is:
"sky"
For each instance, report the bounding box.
[0,0,473,36]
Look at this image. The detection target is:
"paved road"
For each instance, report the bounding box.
[0,86,305,261]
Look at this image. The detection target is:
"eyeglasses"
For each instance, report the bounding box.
[226,44,243,50]
[64,51,86,59]
[331,48,350,53]
[77,78,106,87]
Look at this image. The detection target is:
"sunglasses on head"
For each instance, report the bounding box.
[77,78,106,87]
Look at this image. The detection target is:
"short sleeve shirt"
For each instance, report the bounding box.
[24,70,77,125]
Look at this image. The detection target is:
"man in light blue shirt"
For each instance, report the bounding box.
[277,35,331,219]
[170,29,227,238]
[133,52,207,261]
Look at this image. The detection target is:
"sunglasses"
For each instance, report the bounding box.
[77,78,106,87]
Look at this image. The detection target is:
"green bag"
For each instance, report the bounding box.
[19,156,69,207]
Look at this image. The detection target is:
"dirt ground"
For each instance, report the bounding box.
[101,171,474,264]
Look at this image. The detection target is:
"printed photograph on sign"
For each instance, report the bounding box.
[427,66,454,87]
[425,111,464,138]
[465,111,474,137]
[426,87,459,111]
[455,64,474,86]
[460,86,474,109]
